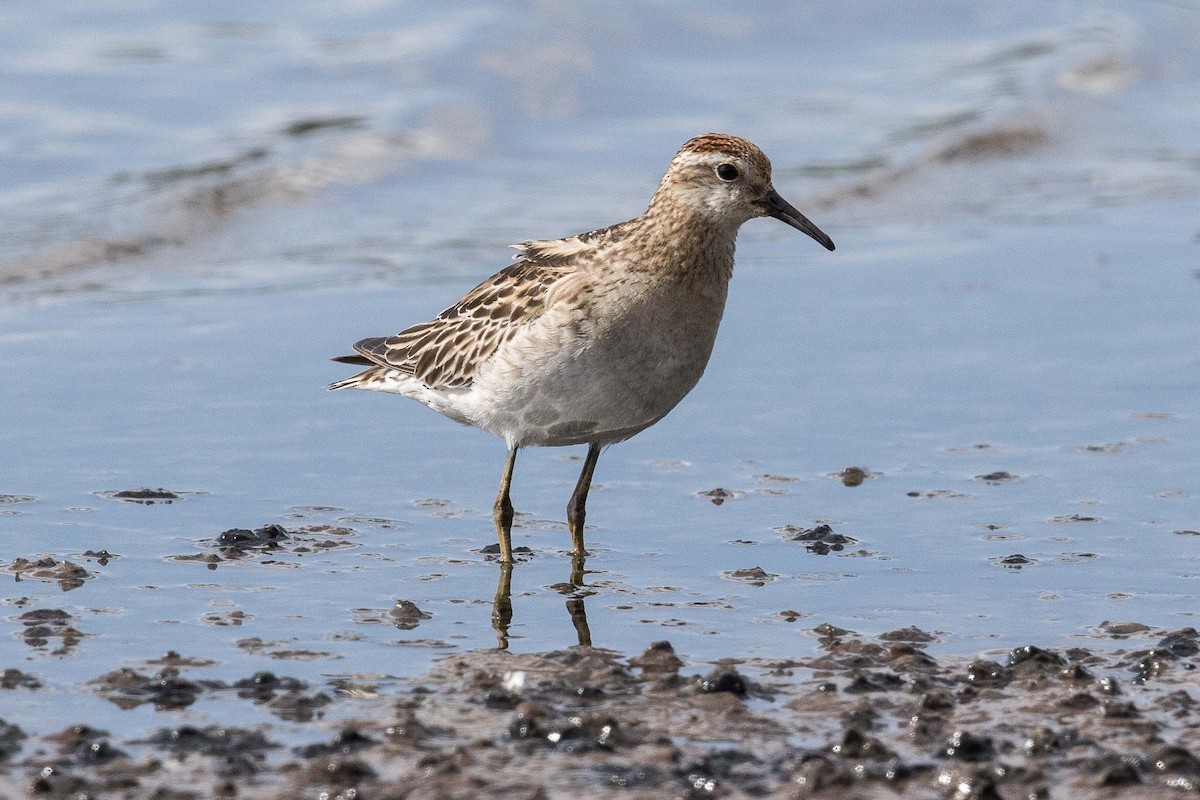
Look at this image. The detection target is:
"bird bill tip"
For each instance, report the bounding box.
[760,188,835,252]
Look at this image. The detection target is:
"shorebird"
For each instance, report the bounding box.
[330,133,834,564]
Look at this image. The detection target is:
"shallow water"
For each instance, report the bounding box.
[2,0,1199,745]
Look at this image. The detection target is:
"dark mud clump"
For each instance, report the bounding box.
[722,567,779,586]
[85,659,329,724]
[1048,513,1102,524]
[835,466,873,486]
[4,557,93,591]
[15,608,84,654]
[4,625,1200,797]
[697,487,744,505]
[992,553,1036,569]
[91,666,222,711]
[0,720,26,760]
[138,724,277,777]
[390,600,432,630]
[479,543,536,561]
[1,668,42,690]
[171,522,359,567]
[99,488,181,504]
[878,625,938,643]
[776,523,858,554]
[79,549,116,566]
[216,523,290,554]
[907,488,973,499]
[233,673,332,722]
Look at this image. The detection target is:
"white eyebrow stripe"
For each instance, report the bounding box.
[672,151,728,168]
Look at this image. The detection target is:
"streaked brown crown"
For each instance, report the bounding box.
[676,133,772,183]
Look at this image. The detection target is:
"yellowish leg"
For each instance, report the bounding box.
[493,446,518,564]
[569,551,586,587]
[566,443,601,557]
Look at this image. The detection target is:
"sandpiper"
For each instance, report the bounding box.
[330,133,834,564]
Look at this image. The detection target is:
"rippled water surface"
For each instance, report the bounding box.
[2,0,1199,739]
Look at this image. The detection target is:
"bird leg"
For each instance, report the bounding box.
[493,446,518,564]
[569,551,586,587]
[566,443,601,557]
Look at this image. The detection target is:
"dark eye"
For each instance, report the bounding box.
[715,163,739,182]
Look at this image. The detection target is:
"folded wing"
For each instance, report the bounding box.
[347,261,566,390]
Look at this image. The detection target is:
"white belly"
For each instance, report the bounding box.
[460,285,727,447]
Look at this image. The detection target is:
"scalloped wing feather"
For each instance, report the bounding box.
[510,220,627,263]
[352,261,567,389]
[511,235,593,261]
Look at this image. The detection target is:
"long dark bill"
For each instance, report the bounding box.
[759,187,835,251]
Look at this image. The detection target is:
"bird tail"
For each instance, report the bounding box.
[327,375,363,391]
[328,354,376,391]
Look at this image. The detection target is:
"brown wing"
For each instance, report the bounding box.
[352,261,566,389]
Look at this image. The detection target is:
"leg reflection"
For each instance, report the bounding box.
[492,560,513,650]
[566,552,592,647]
[491,555,594,649]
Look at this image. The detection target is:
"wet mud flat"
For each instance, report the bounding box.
[3,624,1199,799]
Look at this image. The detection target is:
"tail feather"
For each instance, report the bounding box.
[327,373,366,391]
[329,354,376,391]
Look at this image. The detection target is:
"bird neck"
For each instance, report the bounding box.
[635,197,738,283]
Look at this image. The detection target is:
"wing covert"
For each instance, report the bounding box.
[351,261,566,389]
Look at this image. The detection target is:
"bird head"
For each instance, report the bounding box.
[652,133,834,251]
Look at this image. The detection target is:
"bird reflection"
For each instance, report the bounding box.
[492,561,514,648]
[492,553,593,649]
[565,553,593,647]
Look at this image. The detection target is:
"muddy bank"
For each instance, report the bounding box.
[2,623,1198,798]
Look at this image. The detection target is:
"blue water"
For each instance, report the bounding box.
[1,0,1198,739]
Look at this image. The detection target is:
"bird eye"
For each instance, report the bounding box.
[715,163,740,182]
